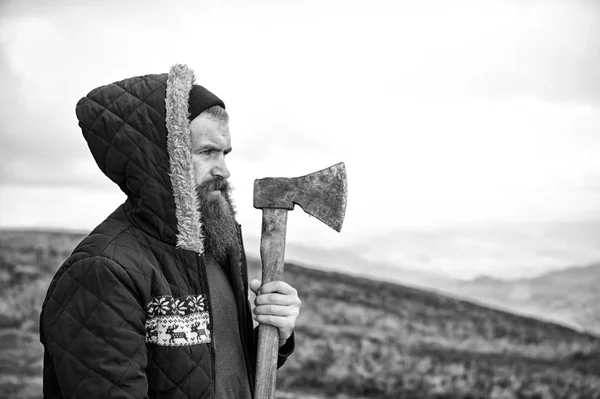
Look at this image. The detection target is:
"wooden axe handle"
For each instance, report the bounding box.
[254,208,288,399]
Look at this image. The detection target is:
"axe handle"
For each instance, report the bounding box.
[254,208,288,399]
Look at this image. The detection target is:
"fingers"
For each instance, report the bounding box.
[256,280,297,296]
[254,292,300,307]
[250,280,301,343]
[249,279,261,294]
[253,304,299,317]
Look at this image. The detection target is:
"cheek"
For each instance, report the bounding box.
[192,158,209,185]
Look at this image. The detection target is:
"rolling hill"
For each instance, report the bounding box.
[245,258,600,398]
[445,262,600,336]
[1,229,600,398]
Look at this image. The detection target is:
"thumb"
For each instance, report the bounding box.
[249,279,262,294]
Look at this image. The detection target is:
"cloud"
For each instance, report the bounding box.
[0,49,104,187]
[465,6,600,105]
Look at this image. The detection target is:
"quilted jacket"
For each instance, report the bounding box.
[40,64,293,398]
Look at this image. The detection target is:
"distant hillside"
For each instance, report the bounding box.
[267,229,600,337]
[247,256,600,398]
[445,262,600,336]
[2,229,600,398]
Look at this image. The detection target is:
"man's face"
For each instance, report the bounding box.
[189,114,232,190]
[189,113,237,261]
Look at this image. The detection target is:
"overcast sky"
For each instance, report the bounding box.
[1,0,599,279]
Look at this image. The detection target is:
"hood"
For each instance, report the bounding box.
[76,64,208,254]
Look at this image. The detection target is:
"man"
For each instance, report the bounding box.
[40,64,301,398]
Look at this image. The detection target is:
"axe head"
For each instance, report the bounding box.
[253,162,347,232]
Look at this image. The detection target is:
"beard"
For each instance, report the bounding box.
[196,177,239,265]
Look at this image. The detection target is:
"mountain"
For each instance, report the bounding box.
[280,241,600,336]
[246,258,600,398]
[443,262,600,335]
[3,229,600,398]
[245,220,600,336]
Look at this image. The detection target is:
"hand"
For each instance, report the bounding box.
[249,279,301,346]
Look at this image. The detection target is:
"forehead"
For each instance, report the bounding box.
[189,115,231,146]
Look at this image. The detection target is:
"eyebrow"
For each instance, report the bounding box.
[196,143,232,154]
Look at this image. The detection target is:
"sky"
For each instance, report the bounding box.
[1,0,600,279]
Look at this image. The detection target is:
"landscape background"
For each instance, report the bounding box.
[2,229,600,399]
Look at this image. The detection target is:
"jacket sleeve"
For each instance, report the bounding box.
[41,256,149,399]
[252,326,295,369]
[277,332,295,368]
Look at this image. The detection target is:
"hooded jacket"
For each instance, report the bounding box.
[39,64,293,399]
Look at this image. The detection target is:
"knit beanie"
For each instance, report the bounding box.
[188,84,226,121]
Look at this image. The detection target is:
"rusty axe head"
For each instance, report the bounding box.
[253,162,347,232]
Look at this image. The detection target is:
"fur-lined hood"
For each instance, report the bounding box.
[76,64,205,254]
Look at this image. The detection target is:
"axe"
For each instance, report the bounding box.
[253,162,347,399]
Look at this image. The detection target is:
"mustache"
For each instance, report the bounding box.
[198,177,229,193]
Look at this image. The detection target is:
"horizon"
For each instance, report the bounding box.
[3,221,600,282]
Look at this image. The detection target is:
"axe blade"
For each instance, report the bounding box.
[253,162,348,232]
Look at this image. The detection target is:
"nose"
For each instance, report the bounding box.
[212,156,230,180]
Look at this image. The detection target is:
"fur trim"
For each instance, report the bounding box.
[165,64,204,254]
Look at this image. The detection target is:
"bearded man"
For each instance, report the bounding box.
[40,64,301,398]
